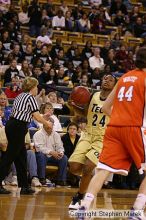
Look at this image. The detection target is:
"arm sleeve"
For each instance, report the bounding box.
[29,95,39,113]
[54,132,64,153]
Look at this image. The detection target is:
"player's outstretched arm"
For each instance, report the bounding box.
[102,84,117,117]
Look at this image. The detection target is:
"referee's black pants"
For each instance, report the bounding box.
[0,118,28,188]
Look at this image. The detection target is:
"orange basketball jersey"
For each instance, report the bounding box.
[109,69,146,126]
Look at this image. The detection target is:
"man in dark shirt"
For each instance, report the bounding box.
[28,0,42,37]
[110,0,127,15]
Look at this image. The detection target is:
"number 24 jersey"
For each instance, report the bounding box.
[86,92,109,140]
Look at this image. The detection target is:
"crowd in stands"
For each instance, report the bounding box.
[0,0,145,189]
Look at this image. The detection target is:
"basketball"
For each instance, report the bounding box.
[70,86,91,107]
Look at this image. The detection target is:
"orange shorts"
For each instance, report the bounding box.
[97,126,146,175]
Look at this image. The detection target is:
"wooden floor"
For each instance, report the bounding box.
[0,186,141,220]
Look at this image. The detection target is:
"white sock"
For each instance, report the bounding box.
[84,193,95,201]
[133,193,146,210]
[82,193,95,209]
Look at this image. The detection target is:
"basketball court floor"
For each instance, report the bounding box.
[0,186,140,220]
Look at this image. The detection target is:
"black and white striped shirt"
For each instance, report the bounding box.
[11,93,39,122]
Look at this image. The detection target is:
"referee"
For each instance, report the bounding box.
[0,77,52,194]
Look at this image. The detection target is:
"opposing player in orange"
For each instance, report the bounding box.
[78,47,146,219]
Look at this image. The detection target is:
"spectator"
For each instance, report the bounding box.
[110,0,127,15]
[33,40,42,55]
[4,59,19,86]
[39,45,51,64]
[92,13,107,34]
[66,41,78,61]
[57,49,66,66]
[71,48,82,68]
[65,11,74,31]
[122,15,133,36]
[62,122,80,158]
[21,34,32,52]
[76,13,91,33]
[56,66,68,86]
[50,38,63,59]
[105,49,119,73]
[0,91,11,126]
[36,27,52,45]
[32,66,42,84]
[81,59,92,75]
[52,57,60,70]
[40,102,63,132]
[18,5,30,25]
[71,65,82,85]
[61,122,80,187]
[4,4,17,21]
[41,9,50,26]
[81,41,93,59]
[28,0,42,37]
[91,67,101,88]
[4,53,15,65]
[7,21,19,42]
[60,0,68,15]
[19,60,32,79]
[1,30,11,54]
[23,43,34,64]
[45,67,57,84]
[5,83,21,99]
[130,6,141,23]
[42,0,55,18]
[52,9,65,30]
[71,3,84,20]
[38,63,51,84]
[122,50,135,72]
[114,10,125,26]
[9,44,23,63]
[43,19,53,38]
[65,61,75,78]
[111,33,122,50]
[115,44,128,68]
[34,119,68,186]
[88,6,98,24]
[79,73,91,87]
[100,40,112,60]
[47,91,58,105]
[133,17,145,38]
[89,47,104,71]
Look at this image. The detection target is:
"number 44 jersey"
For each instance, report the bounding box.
[109,69,146,127]
[86,92,109,140]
